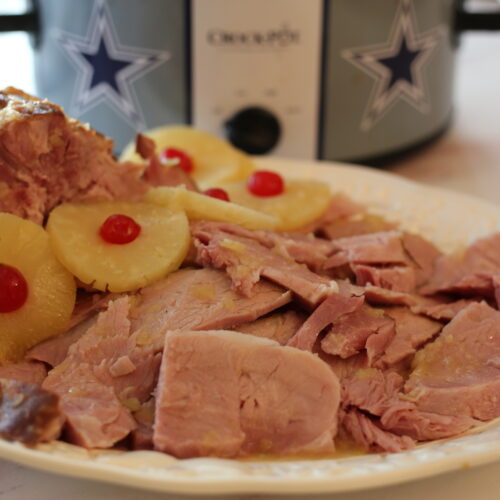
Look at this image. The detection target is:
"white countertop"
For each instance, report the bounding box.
[0,25,499,500]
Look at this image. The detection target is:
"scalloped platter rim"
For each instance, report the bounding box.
[0,157,499,495]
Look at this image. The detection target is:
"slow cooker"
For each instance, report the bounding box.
[1,0,499,163]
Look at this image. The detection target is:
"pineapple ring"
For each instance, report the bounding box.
[146,186,279,231]
[221,178,332,231]
[0,213,76,362]
[47,202,190,293]
[120,125,255,188]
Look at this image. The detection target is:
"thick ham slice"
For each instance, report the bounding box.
[0,87,148,224]
[404,302,500,421]
[43,297,158,448]
[130,267,292,345]
[192,221,337,307]
[153,330,340,458]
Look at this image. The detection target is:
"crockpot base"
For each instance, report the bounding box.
[336,115,452,169]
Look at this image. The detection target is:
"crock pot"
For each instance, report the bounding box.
[1,0,499,163]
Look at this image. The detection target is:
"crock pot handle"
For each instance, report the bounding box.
[0,13,38,33]
[455,9,500,31]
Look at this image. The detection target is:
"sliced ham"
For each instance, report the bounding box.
[381,406,475,441]
[0,87,148,224]
[130,267,292,346]
[411,298,482,322]
[0,361,47,385]
[377,307,443,368]
[320,304,394,361]
[43,297,159,448]
[195,221,335,273]
[404,302,500,421]
[192,221,336,307]
[233,310,304,345]
[27,314,97,367]
[420,233,500,297]
[287,293,364,351]
[28,292,116,367]
[0,379,62,444]
[329,354,474,444]
[353,264,416,293]
[153,330,340,458]
[341,409,414,453]
[402,233,442,286]
[342,367,404,416]
[326,231,408,268]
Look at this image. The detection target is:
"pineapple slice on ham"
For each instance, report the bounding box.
[47,201,190,293]
[0,213,76,362]
[221,178,332,231]
[146,186,279,231]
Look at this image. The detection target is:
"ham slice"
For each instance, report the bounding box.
[377,307,443,368]
[130,267,292,345]
[43,297,157,448]
[420,232,500,297]
[0,87,148,224]
[153,330,340,458]
[233,310,304,345]
[192,221,336,307]
[404,302,500,421]
[320,304,395,361]
[341,408,414,453]
[0,361,47,385]
[287,293,364,351]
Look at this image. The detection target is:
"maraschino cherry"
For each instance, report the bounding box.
[0,264,29,313]
[247,170,284,197]
[99,214,141,245]
[160,147,194,174]
[204,188,230,202]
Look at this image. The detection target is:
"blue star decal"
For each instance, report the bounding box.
[342,0,446,131]
[55,0,170,129]
[378,36,422,89]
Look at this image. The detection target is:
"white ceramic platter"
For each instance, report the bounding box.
[0,158,499,495]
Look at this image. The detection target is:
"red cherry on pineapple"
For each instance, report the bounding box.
[204,188,230,202]
[0,264,29,313]
[247,170,284,197]
[160,147,194,174]
[99,214,141,245]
